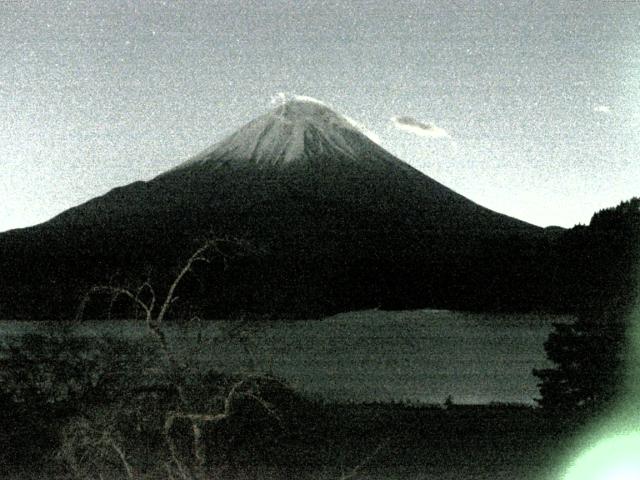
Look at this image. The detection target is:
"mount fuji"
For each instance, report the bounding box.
[0,96,551,320]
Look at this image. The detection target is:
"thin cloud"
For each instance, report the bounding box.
[391,116,449,138]
[593,105,612,115]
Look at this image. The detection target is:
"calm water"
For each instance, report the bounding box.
[0,309,570,405]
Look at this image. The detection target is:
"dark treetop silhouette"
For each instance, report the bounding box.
[534,198,640,419]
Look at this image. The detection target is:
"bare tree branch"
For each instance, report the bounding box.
[105,438,135,480]
[338,439,389,480]
[70,236,291,478]
[155,240,219,325]
[77,285,153,322]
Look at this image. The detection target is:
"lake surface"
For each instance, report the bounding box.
[0,309,571,405]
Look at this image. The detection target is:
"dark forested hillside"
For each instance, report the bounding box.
[547,197,640,317]
[0,100,636,321]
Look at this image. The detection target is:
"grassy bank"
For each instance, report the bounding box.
[2,388,572,479]
[0,331,573,479]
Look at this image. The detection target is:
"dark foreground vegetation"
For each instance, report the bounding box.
[535,198,639,421]
[0,199,636,478]
[0,332,569,480]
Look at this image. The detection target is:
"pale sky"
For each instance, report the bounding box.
[1,0,639,232]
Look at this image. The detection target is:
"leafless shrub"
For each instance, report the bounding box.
[57,412,135,480]
[60,237,290,479]
[53,237,385,480]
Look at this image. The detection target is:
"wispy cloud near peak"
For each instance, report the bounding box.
[391,116,449,138]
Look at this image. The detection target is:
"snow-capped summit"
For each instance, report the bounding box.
[172,95,388,171]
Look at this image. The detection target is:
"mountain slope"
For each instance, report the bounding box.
[0,97,550,320]
[48,96,536,234]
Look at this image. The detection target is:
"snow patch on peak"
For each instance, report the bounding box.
[270,92,330,109]
[171,94,386,172]
[268,94,344,127]
[269,93,381,145]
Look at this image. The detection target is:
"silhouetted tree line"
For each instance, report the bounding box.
[0,226,560,320]
[534,197,640,419]
[0,199,637,323]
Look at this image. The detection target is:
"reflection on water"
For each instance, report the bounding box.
[0,309,571,404]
